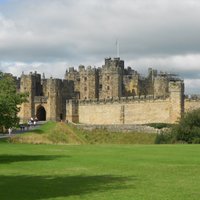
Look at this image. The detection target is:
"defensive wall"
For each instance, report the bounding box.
[66,81,184,125]
[185,98,200,112]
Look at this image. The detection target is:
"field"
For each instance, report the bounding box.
[0,142,200,200]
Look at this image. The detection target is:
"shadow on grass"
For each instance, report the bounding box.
[20,128,44,134]
[0,155,65,164]
[0,138,9,143]
[0,174,134,200]
[29,129,44,134]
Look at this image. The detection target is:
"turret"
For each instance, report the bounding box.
[169,80,184,123]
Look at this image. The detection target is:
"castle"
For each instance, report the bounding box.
[17,57,193,124]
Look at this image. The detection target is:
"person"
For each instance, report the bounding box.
[8,128,12,135]
[27,121,30,130]
[19,124,23,131]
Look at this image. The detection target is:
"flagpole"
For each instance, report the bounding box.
[116,39,120,58]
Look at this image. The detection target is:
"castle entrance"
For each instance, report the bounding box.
[36,105,46,121]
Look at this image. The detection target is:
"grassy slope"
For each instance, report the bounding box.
[10,122,85,144]
[0,143,199,200]
[10,122,156,144]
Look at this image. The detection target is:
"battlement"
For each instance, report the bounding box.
[76,95,169,105]
[79,65,97,74]
[169,80,184,92]
[185,94,200,101]
[46,77,62,84]
[21,71,41,79]
[68,67,76,72]
[103,57,124,69]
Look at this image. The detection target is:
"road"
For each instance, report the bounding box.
[0,121,45,139]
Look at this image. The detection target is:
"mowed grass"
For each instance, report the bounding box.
[0,143,200,200]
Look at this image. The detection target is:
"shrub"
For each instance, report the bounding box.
[155,130,175,144]
[147,123,172,129]
[171,108,200,144]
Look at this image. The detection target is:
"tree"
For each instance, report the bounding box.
[171,108,200,143]
[0,72,27,131]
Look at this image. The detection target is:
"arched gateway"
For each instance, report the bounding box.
[36,105,46,121]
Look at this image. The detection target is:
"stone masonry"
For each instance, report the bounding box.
[17,57,186,124]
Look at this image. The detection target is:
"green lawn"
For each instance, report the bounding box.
[0,143,199,200]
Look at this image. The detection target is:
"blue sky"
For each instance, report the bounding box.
[0,0,200,94]
[0,0,8,4]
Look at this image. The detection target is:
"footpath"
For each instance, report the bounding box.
[0,121,45,140]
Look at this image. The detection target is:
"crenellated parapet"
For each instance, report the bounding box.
[185,94,200,101]
[77,95,169,105]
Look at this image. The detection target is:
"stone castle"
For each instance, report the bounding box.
[16,57,197,125]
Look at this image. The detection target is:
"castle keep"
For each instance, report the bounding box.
[17,57,187,124]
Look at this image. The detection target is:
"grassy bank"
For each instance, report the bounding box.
[0,143,199,200]
[69,124,156,144]
[10,121,85,144]
[9,122,156,144]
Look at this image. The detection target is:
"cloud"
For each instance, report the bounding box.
[185,79,200,94]
[0,0,200,93]
[126,54,200,78]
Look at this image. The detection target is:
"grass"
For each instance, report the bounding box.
[70,124,156,144]
[0,143,199,200]
[9,121,157,144]
[10,122,85,145]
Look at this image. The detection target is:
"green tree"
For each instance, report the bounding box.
[0,72,27,131]
[172,108,200,143]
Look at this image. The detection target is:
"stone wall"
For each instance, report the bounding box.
[74,123,159,133]
[67,81,184,125]
[77,97,170,125]
[185,99,200,112]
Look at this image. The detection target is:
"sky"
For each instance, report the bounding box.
[0,0,200,94]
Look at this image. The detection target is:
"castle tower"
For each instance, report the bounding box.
[100,57,124,99]
[145,68,157,95]
[123,68,141,96]
[65,67,80,98]
[44,78,63,121]
[153,75,169,98]
[18,72,42,122]
[66,99,79,123]
[79,66,98,99]
[169,81,184,123]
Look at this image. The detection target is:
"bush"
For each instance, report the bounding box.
[171,108,200,144]
[155,130,175,144]
[147,123,172,129]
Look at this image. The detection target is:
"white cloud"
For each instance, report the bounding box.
[0,0,200,93]
[185,79,200,94]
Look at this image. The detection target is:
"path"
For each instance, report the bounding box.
[0,121,46,139]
